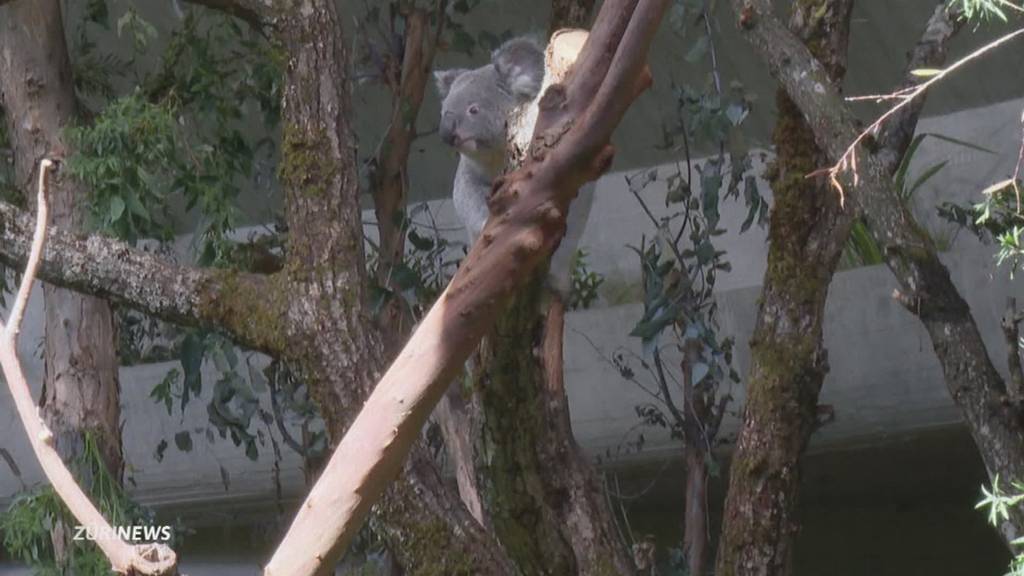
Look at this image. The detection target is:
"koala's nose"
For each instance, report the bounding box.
[440,115,457,146]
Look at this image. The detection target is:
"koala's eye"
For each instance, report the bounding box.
[468,104,480,116]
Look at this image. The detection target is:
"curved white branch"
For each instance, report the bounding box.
[0,160,177,575]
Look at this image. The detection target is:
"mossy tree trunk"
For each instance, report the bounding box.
[716,1,965,572]
[0,0,123,487]
[469,271,634,575]
[270,3,514,573]
[459,5,636,573]
[714,2,854,575]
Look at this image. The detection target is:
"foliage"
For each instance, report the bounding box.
[941,177,1024,274]
[977,477,1024,575]
[147,331,329,467]
[66,7,282,265]
[568,249,604,310]
[948,0,1024,22]
[61,3,316,476]
[66,92,178,244]
[844,132,993,267]
[616,0,749,448]
[1,434,188,575]
[367,203,463,319]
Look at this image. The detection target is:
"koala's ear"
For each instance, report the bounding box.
[492,37,545,103]
[433,68,469,100]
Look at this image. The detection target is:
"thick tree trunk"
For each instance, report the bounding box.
[470,272,634,575]
[722,0,1024,547]
[714,3,854,575]
[453,13,634,572]
[0,0,123,484]
[272,3,512,573]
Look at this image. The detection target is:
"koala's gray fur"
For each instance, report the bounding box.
[435,36,593,299]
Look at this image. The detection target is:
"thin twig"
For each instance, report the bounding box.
[1012,107,1024,212]
[822,25,1024,203]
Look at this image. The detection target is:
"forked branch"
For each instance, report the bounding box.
[0,160,177,576]
[263,0,669,574]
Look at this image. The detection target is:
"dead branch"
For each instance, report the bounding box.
[0,160,177,576]
[262,1,668,573]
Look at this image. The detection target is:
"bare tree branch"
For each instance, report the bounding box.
[0,161,177,576]
[0,198,287,355]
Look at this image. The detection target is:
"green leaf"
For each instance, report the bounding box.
[392,263,420,292]
[180,333,205,410]
[904,160,948,200]
[154,439,168,462]
[451,29,476,54]
[174,431,193,453]
[894,133,927,192]
[921,132,996,155]
[847,220,884,266]
[85,0,110,28]
[685,35,709,64]
[124,193,151,221]
[109,196,126,222]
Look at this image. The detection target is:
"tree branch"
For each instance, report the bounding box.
[0,198,287,356]
[730,0,1024,545]
[1002,297,1024,402]
[875,3,963,172]
[262,0,669,572]
[0,161,177,575]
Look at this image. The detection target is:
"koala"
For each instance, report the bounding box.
[434,36,594,299]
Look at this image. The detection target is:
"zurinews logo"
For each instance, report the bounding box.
[72,525,174,542]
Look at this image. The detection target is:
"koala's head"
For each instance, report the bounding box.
[434,37,544,158]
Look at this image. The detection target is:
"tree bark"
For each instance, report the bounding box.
[470,271,634,574]
[725,0,1024,547]
[271,2,513,573]
[370,6,444,343]
[435,3,600,537]
[716,3,962,569]
[713,3,854,575]
[0,198,287,354]
[0,0,122,487]
[459,18,634,573]
[550,0,596,34]
[264,1,667,571]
